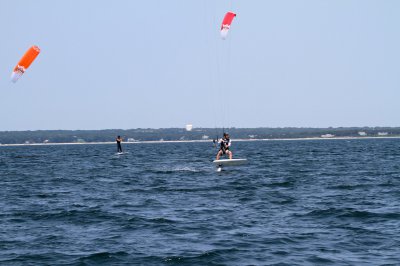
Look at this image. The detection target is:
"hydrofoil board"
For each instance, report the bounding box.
[213,158,247,167]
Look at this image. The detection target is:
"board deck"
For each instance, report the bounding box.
[213,158,247,167]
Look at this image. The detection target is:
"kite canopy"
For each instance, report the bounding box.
[220,11,236,40]
[11,45,40,83]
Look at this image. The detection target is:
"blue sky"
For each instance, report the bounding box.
[1,0,399,130]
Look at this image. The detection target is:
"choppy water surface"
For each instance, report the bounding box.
[1,139,400,265]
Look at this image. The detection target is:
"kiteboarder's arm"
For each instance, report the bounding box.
[227,139,231,148]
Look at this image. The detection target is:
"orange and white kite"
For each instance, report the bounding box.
[11,45,41,83]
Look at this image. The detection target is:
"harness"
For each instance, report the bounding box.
[220,138,231,153]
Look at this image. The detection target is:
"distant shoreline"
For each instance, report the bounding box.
[1,136,399,147]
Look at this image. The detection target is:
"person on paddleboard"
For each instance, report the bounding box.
[116,135,123,153]
[216,133,232,160]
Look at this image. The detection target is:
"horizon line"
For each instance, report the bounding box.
[1,126,400,132]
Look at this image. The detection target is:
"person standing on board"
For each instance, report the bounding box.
[216,133,232,160]
[116,135,123,153]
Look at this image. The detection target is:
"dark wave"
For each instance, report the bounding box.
[78,251,130,265]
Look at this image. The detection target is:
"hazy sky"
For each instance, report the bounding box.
[1,0,399,130]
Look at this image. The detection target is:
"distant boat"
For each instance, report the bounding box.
[185,124,193,131]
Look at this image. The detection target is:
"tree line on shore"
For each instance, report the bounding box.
[0,127,398,144]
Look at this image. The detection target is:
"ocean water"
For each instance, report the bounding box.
[1,139,400,265]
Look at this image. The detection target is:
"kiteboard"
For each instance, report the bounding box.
[213,158,247,171]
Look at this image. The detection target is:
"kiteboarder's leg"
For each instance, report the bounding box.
[227,150,232,159]
[117,142,122,153]
[216,150,223,160]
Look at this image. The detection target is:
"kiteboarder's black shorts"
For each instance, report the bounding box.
[219,148,229,154]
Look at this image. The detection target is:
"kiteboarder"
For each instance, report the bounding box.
[116,135,123,153]
[216,133,232,160]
